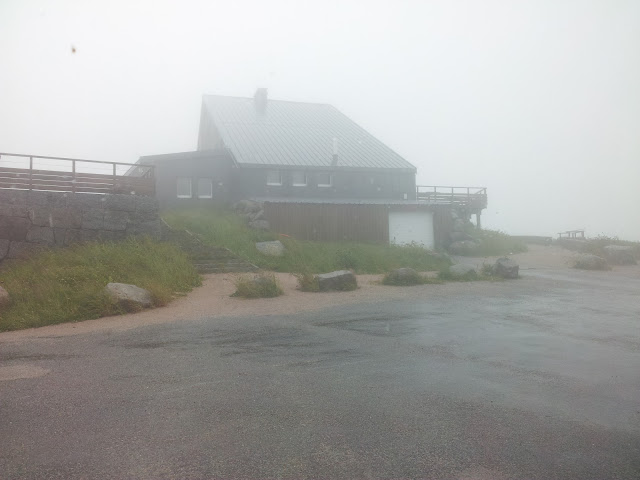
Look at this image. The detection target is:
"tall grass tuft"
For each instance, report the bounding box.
[0,238,201,331]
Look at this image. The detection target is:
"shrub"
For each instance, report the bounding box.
[572,254,610,271]
[296,272,320,292]
[232,273,283,298]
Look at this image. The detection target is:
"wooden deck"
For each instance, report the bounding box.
[0,153,155,196]
[416,186,487,209]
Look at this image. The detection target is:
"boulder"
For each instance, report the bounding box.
[452,218,465,233]
[248,209,265,222]
[448,240,480,256]
[449,264,478,277]
[573,254,609,271]
[448,231,474,242]
[0,286,10,308]
[255,240,285,257]
[248,220,270,231]
[492,257,519,279]
[105,283,153,310]
[603,245,636,265]
[315,270,357,291]
[384,267,422,285]
[234,200,262,214]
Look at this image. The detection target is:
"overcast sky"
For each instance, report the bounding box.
[1,0,639,239]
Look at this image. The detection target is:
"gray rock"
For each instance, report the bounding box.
[71,193,106,210]
[315,270,357,291]
[135,195,158,214]
[249,209,265,222]
[248,220,270,231]
[105,282,153,309]
[0,286,10,308]
[0,217,31,241]
[0,189,28,205]
[103,210,129,231]
[104,194,137,212]
[449,264,478,276]
[603,245,636,265]
[492,257,519,278]
[28,190,68,208]
[256,240,285,256]
[64,229,81,245]
[0,239,9,259]
[234,199,262,214]
[448,240,480,256]
[81,209,104,230]
[453,218,466,233]
[0,204,29,218]
[384,267,422,285]
[449,231,474,242]
[573,254,609,270]
[53,228,67,246]
[26,226,55,245]
[7,241,43,259]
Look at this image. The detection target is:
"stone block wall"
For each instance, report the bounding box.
[0,190,162,261]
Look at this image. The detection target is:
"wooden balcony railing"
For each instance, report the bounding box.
[0,153,155,196]
[416,185,487,209]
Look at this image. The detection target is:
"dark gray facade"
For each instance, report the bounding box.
[140,150,417,209]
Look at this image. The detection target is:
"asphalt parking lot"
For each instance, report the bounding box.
[1,266,639,479]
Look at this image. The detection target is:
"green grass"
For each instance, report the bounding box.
[232,273,283,298]
[0,238,201,331]
[163,207,450,274]
[465,229,528,256]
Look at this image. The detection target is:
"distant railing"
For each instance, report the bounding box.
[416,185,487,209]
[0,153,155,196]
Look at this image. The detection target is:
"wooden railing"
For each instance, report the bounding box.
[0,153,155,196]
[416,185,487,209]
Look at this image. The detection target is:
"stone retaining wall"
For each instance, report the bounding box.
[0,190,161,261]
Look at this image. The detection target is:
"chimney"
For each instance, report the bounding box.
[331,137,339,166]
[254,88,268,114]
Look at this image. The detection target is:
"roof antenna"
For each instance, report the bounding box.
[331,137,339,166]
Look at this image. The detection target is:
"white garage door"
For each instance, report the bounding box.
[388,211,434,249]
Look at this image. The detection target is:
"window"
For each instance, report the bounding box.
[292,171,307,186]
[317,172,333,187]
[266,170,282,186]
[177,177,192,198]
[197,178,213,199]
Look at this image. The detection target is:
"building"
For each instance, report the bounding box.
[135,90,486,248]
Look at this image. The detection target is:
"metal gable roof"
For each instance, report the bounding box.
[201,95,416,172]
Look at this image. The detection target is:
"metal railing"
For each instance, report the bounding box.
[0,152,155,196]
[416,185,487,209]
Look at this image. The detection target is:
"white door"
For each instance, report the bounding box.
[388,211,434,248]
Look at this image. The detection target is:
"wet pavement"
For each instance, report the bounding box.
[1,267,639,479]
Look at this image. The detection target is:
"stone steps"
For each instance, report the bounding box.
[162,221,258,274]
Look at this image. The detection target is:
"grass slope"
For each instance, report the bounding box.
[163,208,450,274]
[0,238,201,331]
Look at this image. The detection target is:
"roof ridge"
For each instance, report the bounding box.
[203,94,331,108]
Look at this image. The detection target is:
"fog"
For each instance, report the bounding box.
[1,0,639,240]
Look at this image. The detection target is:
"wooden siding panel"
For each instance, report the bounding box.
[264,203,389,243]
